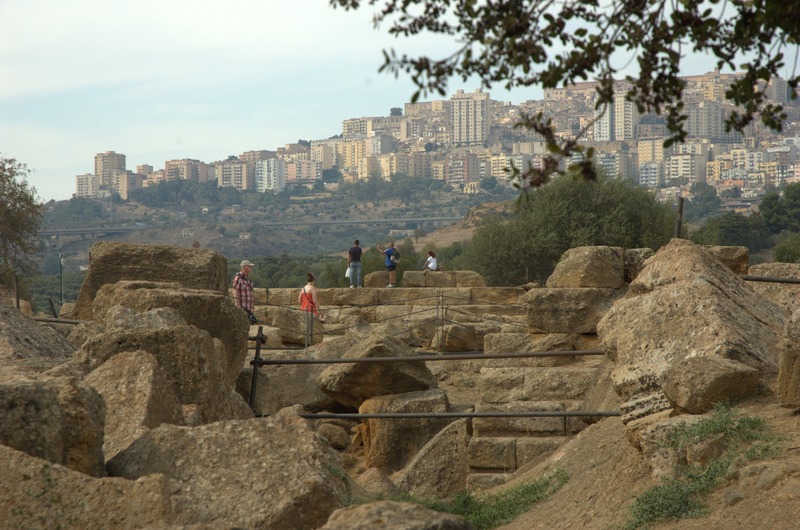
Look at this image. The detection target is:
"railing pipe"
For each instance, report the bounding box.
[298,411,620,419]
[253,349,604,366]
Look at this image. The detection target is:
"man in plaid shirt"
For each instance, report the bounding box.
[233,259,258,324]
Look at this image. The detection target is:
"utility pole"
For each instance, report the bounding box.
[59,248,64,306]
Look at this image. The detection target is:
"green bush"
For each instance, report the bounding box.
[773,231,800,263]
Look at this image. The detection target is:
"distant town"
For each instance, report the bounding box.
[77,71,800,214]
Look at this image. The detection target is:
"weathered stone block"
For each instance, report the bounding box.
[467,437,516,470]
[546,246,626,289]
[526,288,625,334]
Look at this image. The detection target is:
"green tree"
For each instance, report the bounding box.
[467,175,675,285]
[390,107,403,116]
[684,183,721,222]
[0,158,45,283]
[759,183,800,234]
[690,211,772,251]
[773,232,800,263]
[332,0,799,185]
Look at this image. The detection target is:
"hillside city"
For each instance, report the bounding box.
[75,71,800,212]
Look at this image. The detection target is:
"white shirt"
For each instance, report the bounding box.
[425,256,438,270]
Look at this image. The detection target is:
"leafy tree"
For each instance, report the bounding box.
[759,183,800,234]
[773,232,800,263]
[390,107,403,116]
[689,211,772,251]
[684,183,721,222]
[331,0,799,185]
[0,158,45,282]
[480,176,498,192]
[467,175,675,285]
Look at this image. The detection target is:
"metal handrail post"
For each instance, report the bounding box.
[248,326,266,411]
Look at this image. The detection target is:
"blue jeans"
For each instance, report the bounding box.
[349,262,362,287]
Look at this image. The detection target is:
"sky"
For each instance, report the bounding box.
[0,0,767,202]
[1,0,541,201]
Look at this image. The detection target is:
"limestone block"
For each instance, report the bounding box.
[74,241,228,320]
[84,350,185,461]
[624,248,655,283]
[267,306,325,346]
[472,400,586,436]
[748,262,800,313]
[638,414,706,480]
[619,391,672,425]
[516,437,565,468]
[0,370,106,477]
[317,335,437,409]
[523,366,598,400]
[252,288,267,305]
[546,246,626,289]
[703,245,749,274]
[599,239,787,400]
[267,288,296,307]
[91,281,248,388]
[479,368,525,404]
[456,271,487,287]
[364,271,390,288]
[467,437,516,470]
[0,298,74,373]
[779,309,800,407]
[662,356,761,413]
[320,501,474,530]
[526,287,625,334]
[481,332,583,368]
[393,419,470,499]
[425,271,457,287]
[401,271,425,287]
[333,288,380,306]
[377,288,437,306]
[107,407,361,530]
[360,389,450,471]
[470,287,526,305]
[0,445,172,529]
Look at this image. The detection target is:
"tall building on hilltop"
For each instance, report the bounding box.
[450,89,491,147]
[94,151,126,188]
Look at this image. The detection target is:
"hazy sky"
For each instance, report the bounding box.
[1,0,757,202]
[0,0,536,201]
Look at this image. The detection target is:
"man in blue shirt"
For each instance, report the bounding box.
[376,242,398,287]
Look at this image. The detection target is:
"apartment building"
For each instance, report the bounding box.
[164,159,213,182]
[287,160,320,182]
[112,170,145,200]
[239,150,276,162]
[75,173,100,198]
[450,89,491,147]
[310,144,335,171]
[379,153,410,179]
[94,151,126,188]
[666,153,705,185]
[614,89,640,141]
[639,161,663,188]
[357,156,381,180]
[255,158,286,193]
[216,160,253,191]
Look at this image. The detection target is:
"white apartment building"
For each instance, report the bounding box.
[730,149,764,171]
[450,89,491,147]
[614,90,640,141]
[666,154,705,184]
[639,161,663,188]
[255,158,286,193]
[593,103,614,142]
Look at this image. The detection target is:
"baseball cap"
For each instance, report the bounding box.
[240,260,255,268]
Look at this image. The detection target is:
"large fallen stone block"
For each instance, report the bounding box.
[0,369,105,477]
[91,281,248,388]
[703,245,749,274]
[360,388,451,471]
[318,335,437,409]
[662,356,761,414]
[599,239,787,401]
[747,262,800,313]
[779,309,800,407]
[108,407,361,530]
[84,350,185,461]
[0,297,74,373]
[546,246,626,289]
[472,400,587,437]
[0,445,172,529]
[393,418,470,499]
[525,287,625,334]
[73,241,228,320]
[267,305,325,346]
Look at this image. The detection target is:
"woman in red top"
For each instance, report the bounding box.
[299,272,323,320]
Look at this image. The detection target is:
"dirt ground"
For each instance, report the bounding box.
[493,389,800,530]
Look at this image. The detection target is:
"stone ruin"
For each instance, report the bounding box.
[1,239,798,529]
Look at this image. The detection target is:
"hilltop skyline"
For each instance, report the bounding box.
[1,0,745,202]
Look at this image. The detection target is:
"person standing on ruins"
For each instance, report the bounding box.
[348,239,363,288]
[233,259,258,324]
